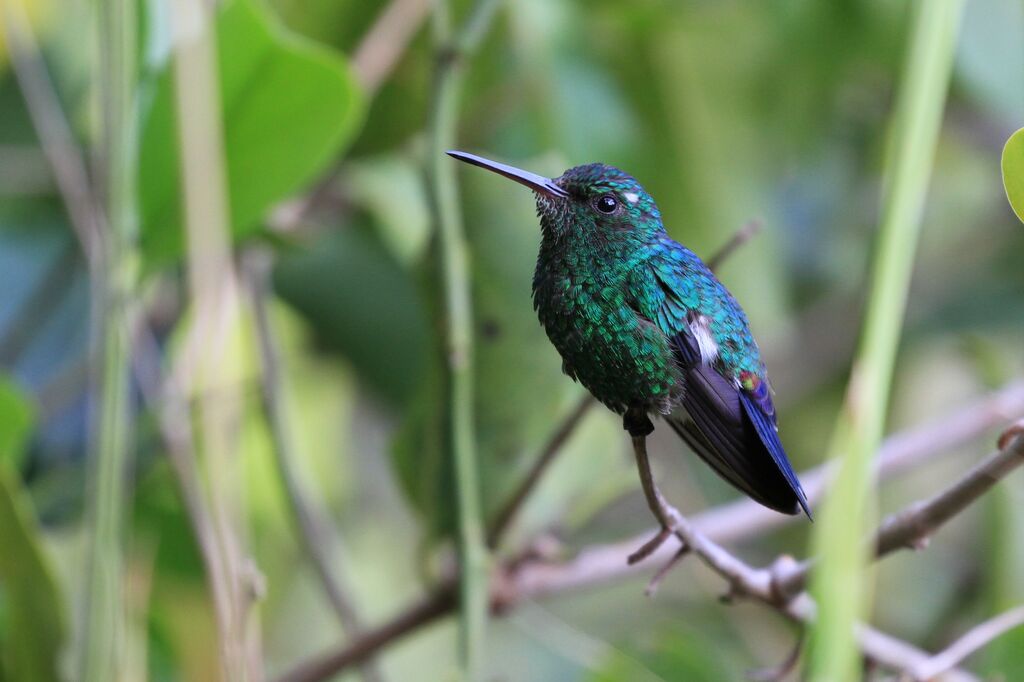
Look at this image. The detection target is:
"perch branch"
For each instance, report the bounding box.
[276,424,1024,682]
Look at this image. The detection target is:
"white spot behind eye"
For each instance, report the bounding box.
[623,192,639,204]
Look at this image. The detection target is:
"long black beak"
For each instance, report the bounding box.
[447,150,568,198]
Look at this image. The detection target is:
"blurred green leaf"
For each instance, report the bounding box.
[273,225,429,406]
[0,377,34,471]
[138,0,363,268]
[1001,127,1024,224]
[345,154,431,265]
[0,377,64,682]
[588,628,738,682]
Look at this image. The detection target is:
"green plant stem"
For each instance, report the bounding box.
[806,2,964,680]
[427,0,501,677]
[81,0,138,680]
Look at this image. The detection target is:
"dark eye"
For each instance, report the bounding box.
[595,195,618,214]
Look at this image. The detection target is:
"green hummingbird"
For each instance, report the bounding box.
[448,151,810,530]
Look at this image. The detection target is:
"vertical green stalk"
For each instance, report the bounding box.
[427,0,501,677]
[81,0,138,680]
[806,2,964,680]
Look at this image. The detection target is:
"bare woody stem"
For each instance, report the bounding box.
[247,254,385,682]
[910,604,1024,681]
[773,433,1024,598]
[274,415,1024,682]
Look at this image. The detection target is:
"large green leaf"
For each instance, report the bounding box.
[0,377,64,682]
[138,0,363,268]
[1002,127,1024,224]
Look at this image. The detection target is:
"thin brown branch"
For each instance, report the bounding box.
[270,0,433,233]
[0,0,105,265]
[773,432,1024,598]
[688,379,1024,545]
[352,0,431,96]
[854,623,976,682]
[267,233,1024,682]
[505,382,1024,596]
[130,318,236,674]
[275,586,456,682]
[486,394,594,548]
[909,604,1024,681]
[246,253,384,682]
[706,220,763,272]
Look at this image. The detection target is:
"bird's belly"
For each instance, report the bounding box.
[537,298,682,415]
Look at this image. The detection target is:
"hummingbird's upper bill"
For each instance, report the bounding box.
[446,150,569,199]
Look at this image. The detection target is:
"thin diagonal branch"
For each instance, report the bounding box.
[0,0,105,265]
[246,253,384,682]
[705,220,762,272]
[276,587,457,682]
[131,319,235,671]
[909,605,1024,681]
[773,432,1024,598]
[275,422,1024,682]
[509,381,1024,596]
[352,0,431,96]
[486,394,594,548]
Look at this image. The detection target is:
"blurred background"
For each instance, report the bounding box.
[0,0,1022,680]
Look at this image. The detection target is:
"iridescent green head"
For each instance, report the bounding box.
[447,151,663,242]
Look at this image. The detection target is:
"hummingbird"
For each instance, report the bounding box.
[447,151,811,541]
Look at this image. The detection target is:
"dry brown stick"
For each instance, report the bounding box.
[130,319,237,668]
[773,432,1024,598]
[352,0,431,96]
[0,0,104,265]
[486,394,595,548]
[705,219,763,272]
[506,382,1024,597]
[276,431,1024,682]
[908,604,1024,681]
[276,586,456,682]
[246,254,385,682]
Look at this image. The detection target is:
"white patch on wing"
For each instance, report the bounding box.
[690,316,719,365]
[623,191,639,204]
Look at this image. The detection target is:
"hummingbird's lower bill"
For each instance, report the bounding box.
[448,150,811,519]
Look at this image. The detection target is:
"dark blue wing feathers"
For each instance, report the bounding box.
[668,332,812,518]
[738,390,812,519]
